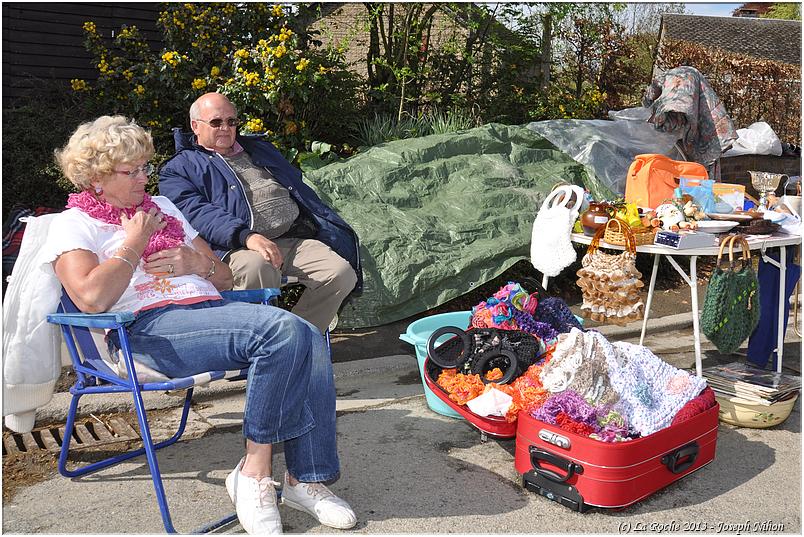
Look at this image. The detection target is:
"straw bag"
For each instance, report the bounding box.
[701,235,760,354]
[576,218,644,325]
[603,218,655,246]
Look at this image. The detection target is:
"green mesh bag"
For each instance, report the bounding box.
[701,235,760,354]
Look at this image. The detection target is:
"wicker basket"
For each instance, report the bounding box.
[603,218,654,246]
[715,391,799,429]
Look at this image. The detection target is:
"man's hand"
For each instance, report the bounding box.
[245,233,283,269]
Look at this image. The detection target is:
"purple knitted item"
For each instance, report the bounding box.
[531,390,599,429]
[535,297,584,335]
[531,390,632,442]
[511,309,558,341]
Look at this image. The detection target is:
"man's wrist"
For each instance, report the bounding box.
[239,228,257,248]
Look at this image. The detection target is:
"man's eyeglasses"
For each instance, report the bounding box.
[196,117,241,129]
[113,162,155,177]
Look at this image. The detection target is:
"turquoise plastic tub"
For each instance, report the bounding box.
[400,311,471,419]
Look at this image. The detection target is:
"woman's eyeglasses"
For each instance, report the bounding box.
[196,118,241,129]
[114,162,155,177]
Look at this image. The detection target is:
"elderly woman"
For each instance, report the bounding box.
[45,116,356,534]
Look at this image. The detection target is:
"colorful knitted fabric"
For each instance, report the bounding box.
[436,349,555,422]
[471,282,540,333]
[671,386,716,426]
[606,340,707,436]
[539,329,620,407]
[471,283,585,344]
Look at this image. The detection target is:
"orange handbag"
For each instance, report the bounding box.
[624,154,708,209]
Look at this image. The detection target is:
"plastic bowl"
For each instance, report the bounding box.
[400,312,471,419]
[715,391,799,428]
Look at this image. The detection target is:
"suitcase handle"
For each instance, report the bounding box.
[661,441,699,474]
[529,447,583,483]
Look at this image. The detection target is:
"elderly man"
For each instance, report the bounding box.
[160,93,361,333]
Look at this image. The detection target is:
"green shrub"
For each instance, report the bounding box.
[73,4,360,159]
[2,83,95,215]
[353,107,482,147]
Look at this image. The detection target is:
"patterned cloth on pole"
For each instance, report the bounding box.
[642,66,737,168]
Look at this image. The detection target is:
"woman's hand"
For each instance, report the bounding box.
[120,207,166,245]
[143,244,207,278]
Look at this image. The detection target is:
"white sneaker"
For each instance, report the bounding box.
[281,471,357,530]
[225,459,283,534]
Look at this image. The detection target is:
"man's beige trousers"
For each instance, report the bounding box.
[227,237,357,333]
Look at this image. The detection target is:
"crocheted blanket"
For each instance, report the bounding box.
[539,328,706,437]
[607,339,707,436]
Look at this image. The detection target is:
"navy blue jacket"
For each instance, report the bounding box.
[159,129,362,295]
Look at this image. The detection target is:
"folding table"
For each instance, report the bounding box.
[544,233,801,376]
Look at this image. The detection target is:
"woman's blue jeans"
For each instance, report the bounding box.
[108,299,339,482]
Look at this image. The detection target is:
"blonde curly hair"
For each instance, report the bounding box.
[54,115,154,190]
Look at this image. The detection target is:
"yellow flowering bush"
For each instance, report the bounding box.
[73,3,358,157]
[70,79,89,91]
[243,117,265,133]
[162,51,180,67]
[527,85,608,121]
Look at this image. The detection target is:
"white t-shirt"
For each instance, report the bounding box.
[43,196,221,314]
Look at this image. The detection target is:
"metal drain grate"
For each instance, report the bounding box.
[2,417,140,455]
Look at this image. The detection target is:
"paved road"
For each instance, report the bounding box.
[2,316,801,534]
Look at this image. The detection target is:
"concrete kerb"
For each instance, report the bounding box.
[32,354,424,427]
[592,311,693,339]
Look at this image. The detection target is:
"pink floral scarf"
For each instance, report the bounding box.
[66,191,185,258]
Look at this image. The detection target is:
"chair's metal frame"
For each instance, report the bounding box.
[47,288,281,534]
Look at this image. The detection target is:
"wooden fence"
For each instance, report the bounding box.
[3,2,161,104]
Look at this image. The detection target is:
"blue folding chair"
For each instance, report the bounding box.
[47,288,280,534]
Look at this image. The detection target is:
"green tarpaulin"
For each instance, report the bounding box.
[305,123,606,328]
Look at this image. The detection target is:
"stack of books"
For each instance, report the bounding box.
[702,361,801,406]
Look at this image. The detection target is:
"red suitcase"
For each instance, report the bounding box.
[423,356,517,439]
[514,401,719,512]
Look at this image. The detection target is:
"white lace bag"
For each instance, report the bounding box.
[530,185,585,277]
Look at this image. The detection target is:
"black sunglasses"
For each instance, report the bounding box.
[196,118,241,129]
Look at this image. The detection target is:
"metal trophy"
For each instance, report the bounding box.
[748,170,787,209]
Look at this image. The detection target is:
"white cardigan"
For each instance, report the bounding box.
[2,214,63,433]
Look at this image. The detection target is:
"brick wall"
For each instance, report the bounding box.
[720,154,801,195]
[310,4,473,79]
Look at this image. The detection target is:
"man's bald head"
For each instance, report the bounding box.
[190,92,237,122]
[189,92,239,154]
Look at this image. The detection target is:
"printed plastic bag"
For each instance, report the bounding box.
[680,177,716,213]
